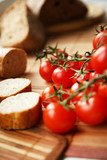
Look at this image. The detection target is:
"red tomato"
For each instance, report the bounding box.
[67,55,80,70]
[70,82,84,103]
[52,67,75,88]
[89,72,99,80]
[93,30,107,49]
[89,72,103,91]
[41,85,70,108]
[91,44,107,74]
[53,50,68,57]
[39,60,56,81]
[79,56,92,71]
[51,50,68,65]
[76,94,107,125]
[43,102,76,134]
[72,72,90,84]
[98,83,107,98]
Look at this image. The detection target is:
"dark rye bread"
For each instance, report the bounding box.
[0,0,45,51]
[27,0,88,26]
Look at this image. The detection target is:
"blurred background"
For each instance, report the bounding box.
[82,0,107,19]
[0,0,107,19]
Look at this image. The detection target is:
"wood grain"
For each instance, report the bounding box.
[0,128,67,160]
[0,13,107,160]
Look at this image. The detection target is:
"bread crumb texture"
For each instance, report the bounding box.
[0,92,42,130]
[0,78,31,101]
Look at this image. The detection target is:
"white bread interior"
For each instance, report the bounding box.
[0,78,31,102]
[0,92,42,130]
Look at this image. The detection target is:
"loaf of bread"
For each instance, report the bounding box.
[0,47,27,78]
[0,92,42,130]
[0,0,45,51]
[0,78,31,102]
[27,0,88,26]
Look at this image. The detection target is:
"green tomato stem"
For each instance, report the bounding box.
[63,70,107,105]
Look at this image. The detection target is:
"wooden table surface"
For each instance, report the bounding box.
[23,20,107,160]
[0,1,107,160]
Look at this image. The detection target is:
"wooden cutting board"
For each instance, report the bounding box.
[46,4,105,34]
[0,127,68,160]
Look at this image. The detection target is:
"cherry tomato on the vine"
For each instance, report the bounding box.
[89,72,99,81]
[41,85,70,108]
[79,56,92,71]
[39,60,56,81]
[91,44,107,74]
[76,94,107,125]
[72,72,90,84]
[89,72,103,91]
[52,67,75,88]
[67,55,80,70]
[93,30,107,49]
[98,83,107,98]
[43,102,76,134]
[70,82,84,103]
[51,50,68,65]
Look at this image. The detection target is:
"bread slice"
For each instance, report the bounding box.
[27,0,88,26]
[0,78,31,102]
[0,47,27,78]
[0,92,42,130]
[0,0,45,51]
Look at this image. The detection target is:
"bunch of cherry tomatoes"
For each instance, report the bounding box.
[36,24,107,134]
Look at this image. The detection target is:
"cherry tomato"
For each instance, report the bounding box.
[76,94,107,125]
[72,72,90,84]
[51,50,68,65]
[43,102,76,134]
[52,67,75,88]
[79,56,92,71]
[39,60,56,81]
[67,55,80,70]
[89,72,99,80]
[98,83,107,98]
[70,82,84,103]
[91,44,107,74]
[41,85,70,108]
[89,72,103,91]
[53,50,68,57]
[93,30,107,49]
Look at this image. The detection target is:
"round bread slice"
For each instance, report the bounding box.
[0,92,42,130]
[0,78,31,102]
[0,47,27,78]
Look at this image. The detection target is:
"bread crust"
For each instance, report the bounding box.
[0,93,42,130]
[0,0,45,51]
[0,47,27,78]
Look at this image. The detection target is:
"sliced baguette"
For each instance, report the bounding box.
[0,47,27,78]
[0,0,45,51]
[0,92,42,130]
[0,78,31,102]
